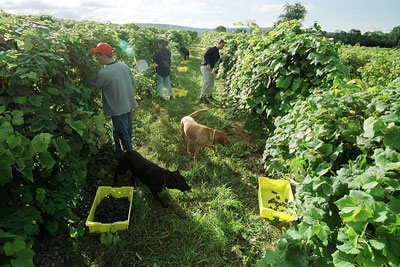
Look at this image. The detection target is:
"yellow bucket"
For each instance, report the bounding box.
[172,88,188,97]
[177,66,188,72]
[258,177,296,221]
[85,186,134,233]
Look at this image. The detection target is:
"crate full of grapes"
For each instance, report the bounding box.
[86,186,133,233]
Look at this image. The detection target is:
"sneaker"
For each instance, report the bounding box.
[169,95,173,100]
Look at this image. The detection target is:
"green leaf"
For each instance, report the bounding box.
[38,151,55,169]
[29,120,46,132]
[6,134,22,149]
[312,221,330,246]
[31,133,52,153]
[100,233,114,245]
[374,148,400,171]
[276,76,292,89]
[345,227,359,247]
[70,120,86,137]
[0,229,16,238]
[370,239,386,250]
[4,236,26,256]
[383,126,400,150]
[11,110,24,125]
[27,71,37,81]
[12,249,35,267]
[4,242,16,256]
[292,78,301,91]
[363,117,376,138]
[349,190,374,206]
[371,202,388,223]
[12,96,28,105]
[335,195,359,210]
[388,198,400,214]
[15,157,34,182]
[53,137,71,159]
[0,121,14,143]
[28,95,44,107]
[24,36,33,51]
[46,87,61,96]
[46,221,58,234]
[0,149,15,186]
[383,238,400,265]
[332,251,354,267]
[36,188,45,202]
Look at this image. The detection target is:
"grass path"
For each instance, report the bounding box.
[36,41,281,267]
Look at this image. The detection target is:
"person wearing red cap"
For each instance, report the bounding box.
[90,42,138,158]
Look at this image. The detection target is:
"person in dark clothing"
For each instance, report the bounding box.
[153,39,173,99]
[180,47,190,60]
[200,39,225,102]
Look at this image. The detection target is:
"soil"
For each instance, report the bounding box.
[94,194,130,223]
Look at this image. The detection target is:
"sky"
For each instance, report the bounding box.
[0,0,399,33]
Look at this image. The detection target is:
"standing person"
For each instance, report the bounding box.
[90,42,138,158]
[153,39,173,100]
[200,39,225,102]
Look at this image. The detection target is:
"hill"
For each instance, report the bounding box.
[136,23,272,35]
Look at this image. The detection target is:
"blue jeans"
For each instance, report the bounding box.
[111,111,132,158]
[156,73,172,97]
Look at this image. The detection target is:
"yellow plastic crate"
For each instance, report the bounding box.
[258,177,296,221]
[172,88,188,97]
[85,186,134,233]
[177,66,188,72]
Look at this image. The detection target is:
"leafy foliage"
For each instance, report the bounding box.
[202,21,347,136]
[339,45,400,87]
[259,78,400,266]
[0,11,194,266]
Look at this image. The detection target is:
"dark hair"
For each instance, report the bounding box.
[157,39,168,47]
[218,39,225,44]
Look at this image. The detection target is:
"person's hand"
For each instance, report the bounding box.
[206,64,211,70]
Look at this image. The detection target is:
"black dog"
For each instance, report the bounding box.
[180,47,190,60]
[114,150,191,208]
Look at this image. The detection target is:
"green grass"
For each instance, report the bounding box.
[34,41,281,267]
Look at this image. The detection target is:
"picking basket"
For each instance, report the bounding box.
[177,66,188,72]
[258,177,296,221]
[85,186,134,233]
[172,88,188,97]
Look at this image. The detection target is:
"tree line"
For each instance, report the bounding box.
[322,26,400,48]
[215,2,400,48]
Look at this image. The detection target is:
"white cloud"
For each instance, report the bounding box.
[251,4,283,14]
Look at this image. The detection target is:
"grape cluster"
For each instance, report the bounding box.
[94,195,130,223]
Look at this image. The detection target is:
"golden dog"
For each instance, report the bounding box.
[180,109,229,162]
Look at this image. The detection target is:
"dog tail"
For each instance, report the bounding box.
[187,109,207,118]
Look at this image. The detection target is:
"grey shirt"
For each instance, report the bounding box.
[96,61,138,116]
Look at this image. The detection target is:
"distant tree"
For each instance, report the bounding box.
[390,25,400,47]
[215,26,226,32]
[348,29,362,45]
[363,31,382,47]
[235,28,247,34]
[274,2,307,27]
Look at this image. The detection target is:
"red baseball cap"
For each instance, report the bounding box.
[90,42,113,55]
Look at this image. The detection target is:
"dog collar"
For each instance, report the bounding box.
[212,130,216,145]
